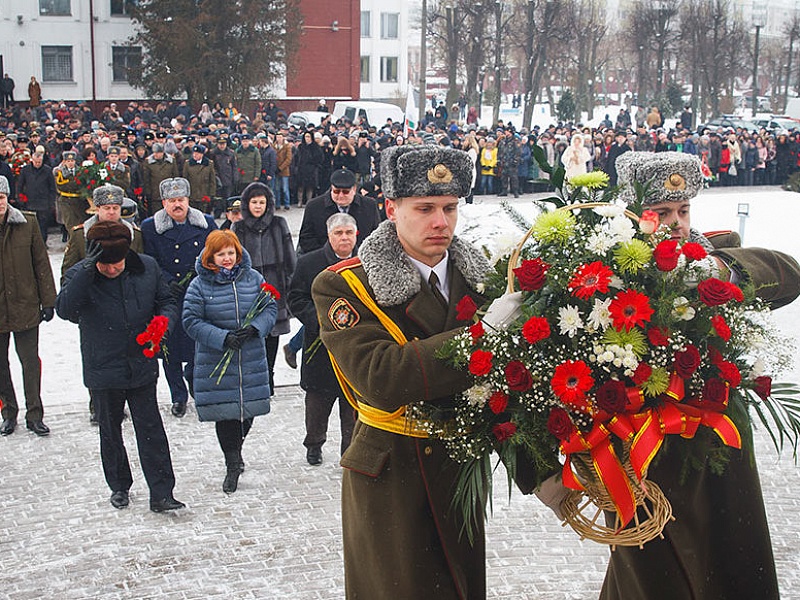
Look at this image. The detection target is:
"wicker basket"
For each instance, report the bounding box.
[508,202,673,547]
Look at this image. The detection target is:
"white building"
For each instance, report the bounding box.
[0,0,143,102]
[358,0,409,102]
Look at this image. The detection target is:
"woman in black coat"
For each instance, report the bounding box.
[294,132,323,208]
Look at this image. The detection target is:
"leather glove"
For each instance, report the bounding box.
[234,325,259,341]
[83,240,104,268]
[40,307,55,322]
[223,332,244,351]
[534,473,571,521]
[169,280,186,298]
[481,291,524,331]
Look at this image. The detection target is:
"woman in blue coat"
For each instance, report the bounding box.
[183,229,278,493]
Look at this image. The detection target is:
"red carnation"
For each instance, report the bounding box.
[505,360,533,392]
[653,239,681,271]
[492,421,517,442]
[455,295,478,321]
[754,376,772,400]
[521,316,550,344]
[632,362,652,386]
[551,360,594,407]
[260,282,281,299]
[513,258,549,291]
[647,326,669,346]
[681,242,708,261]
[697,278,734,306]
[674,345,701,379]
[469,321,485,342]
[711,315,732,342]
[728,282,744,302]
[707,346,724,367]
[468,350,493,376]
[717,360,741,388]
[488,391,508,414]
[568,261,613,300]
[609,289,654,332]
[595,380,628,414]
[547,407,574,441]
[703,378,728,408]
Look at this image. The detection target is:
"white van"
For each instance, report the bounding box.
[332,101,404,128]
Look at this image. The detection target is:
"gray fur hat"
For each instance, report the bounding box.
[0,175,9,195]
[380,145,473,200]
[93,184,124,206]
[160,177,191,200]
[617,151,704,205]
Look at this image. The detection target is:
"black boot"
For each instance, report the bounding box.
[222,450,244,494]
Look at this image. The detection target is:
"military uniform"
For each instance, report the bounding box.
[103,161,131,196]
[182,156,217,213]
[142,153,179,216]
[54,161,87,233]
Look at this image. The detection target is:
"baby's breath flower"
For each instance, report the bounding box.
[614,239,652,274]
[531,210,576,245]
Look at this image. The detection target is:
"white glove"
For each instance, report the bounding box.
[481,291,523,331]
[534,473,571,521]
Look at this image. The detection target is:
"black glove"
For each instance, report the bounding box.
[84,240,103,268]
[234,325,259,340]
[169,280,185,298]
[40,307,55,322]
[223,331,244,351]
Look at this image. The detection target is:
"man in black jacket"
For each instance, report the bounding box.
[297,167,380,255]
[288,213,357,465]
[17,150,56,242]
[56,221,185,513]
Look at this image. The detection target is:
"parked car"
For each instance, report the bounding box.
[287,111,331,128]
[331,101,404,128]
[698,116,759,134]
[751,116,800,135]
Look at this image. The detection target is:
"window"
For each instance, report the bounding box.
[380,13,398,39]
[361,11,371,38]
[42,46,73,82]
[110,0,138,16]
[360,56,370,83]
[112,46,142,82]
[39,0,71,15]
[380,56,398,83]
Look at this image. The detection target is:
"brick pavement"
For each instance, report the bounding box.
[1,385,799,599]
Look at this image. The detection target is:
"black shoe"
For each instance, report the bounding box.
[283,344,297,369]
[26,420,50,436]
[110,490,129,509]
[149,497,186,513]
[0,419,16,435]
[223,467,241,494]
[171,402,186,418]
[306,447,323,466]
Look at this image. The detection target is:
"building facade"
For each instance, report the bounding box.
[358,0,408,102]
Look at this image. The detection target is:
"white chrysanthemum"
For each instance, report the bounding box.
[671,296,696,321]
[486,231,520,265]
[587,297,613,332]
[558,305,584,338]
[82,160,94,167]
[585,231,616,255]
[593,205,624,218]
[608,216,635,243]
[464,383,492,407]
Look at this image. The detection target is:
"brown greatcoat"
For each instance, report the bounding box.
[313,221,537,600]
[0,207,56,332]
[600,231,800,600]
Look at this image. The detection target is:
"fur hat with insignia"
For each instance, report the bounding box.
[93,184,124,207]
[616,151,704,205]
[380,145,473,200]
[0,176,9,195]
[160,177,191,200]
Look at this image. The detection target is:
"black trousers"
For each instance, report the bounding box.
[0,327,43,422]
[303,389,355,456]
[266,335,279,396]
[93,383,176,500]
[215,418,253,455]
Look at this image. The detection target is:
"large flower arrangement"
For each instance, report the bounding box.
[75,160,111,200]
[411,162,800,545]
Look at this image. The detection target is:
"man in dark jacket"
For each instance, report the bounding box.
[211,136,238,216]
[140,177,217,417]
[17,150,56,242]
[0,176,57,438]
[257,134,277,194]
[288,213,356,466]
[604,130,631,187]
[56,221,185,513]
[297,168,380,255]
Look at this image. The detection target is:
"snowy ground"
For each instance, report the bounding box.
[1,187,799,598]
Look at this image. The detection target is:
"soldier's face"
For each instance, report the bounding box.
[386,196,458,267]
[97,204,121,222]
[648,200,691,241]
[0,192,7,216]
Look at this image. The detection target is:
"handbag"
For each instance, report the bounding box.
[728,163,737,177]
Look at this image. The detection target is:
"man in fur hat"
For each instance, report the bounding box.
[311,145,536,599]
[595,151,800,599]
[141,177,217,417]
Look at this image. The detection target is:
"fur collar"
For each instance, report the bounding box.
[82,215,135,237]
[146,154,174,165]
[153,207,209,234]
[4,205,28,225]
[358,220,490,306]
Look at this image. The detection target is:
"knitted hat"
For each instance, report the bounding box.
[86,221,132,263]
[616,151,704,205]
[93,184,124,207]
[380,145,473,200]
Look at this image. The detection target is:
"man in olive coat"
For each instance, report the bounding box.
[182,144,217,213]
[312,146,534,599]
[0,175,57,437]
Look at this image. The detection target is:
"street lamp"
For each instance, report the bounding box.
[751,2,767,118]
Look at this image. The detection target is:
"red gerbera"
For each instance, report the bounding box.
[681,242,708,261]
[455,295,478,321]
[521,316,550,344]
[608,289,654,332]
[568,261,614,300]
[551,360,595,408]
[710,315,732,342]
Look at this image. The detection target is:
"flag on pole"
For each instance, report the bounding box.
[405,82,417,137]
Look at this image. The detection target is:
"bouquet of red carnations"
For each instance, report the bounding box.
[137,315,169,359]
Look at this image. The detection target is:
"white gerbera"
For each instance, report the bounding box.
[558,305,584,338]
